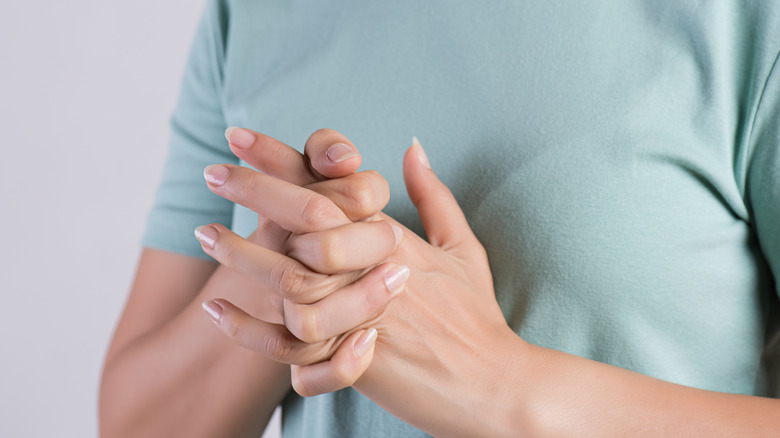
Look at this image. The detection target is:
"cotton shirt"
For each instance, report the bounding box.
[143,1,780,436]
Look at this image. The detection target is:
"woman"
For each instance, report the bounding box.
[100,1,780,436]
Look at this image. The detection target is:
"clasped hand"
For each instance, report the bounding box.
[195,128,522,430]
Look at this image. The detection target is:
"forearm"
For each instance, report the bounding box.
[523,345,780,437]
[360,329,780,437]
[100,265,291,438]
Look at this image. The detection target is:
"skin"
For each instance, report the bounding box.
[99,129,401,438]
[200,129,780,437]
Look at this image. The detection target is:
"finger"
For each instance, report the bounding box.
[201,298,338,365]
[224,127,363,185]
[287,221,403,274]
[195,224,343,303]
[290,328,377,397]
[303,128,362,179]
[306,170,390,222]
[225,127,315,186]
[283,263,409,343]
[402,138,481,251]
[247,216,290,252]
[204,164,350,233]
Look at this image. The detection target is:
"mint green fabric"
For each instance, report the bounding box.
[143,1,780,436]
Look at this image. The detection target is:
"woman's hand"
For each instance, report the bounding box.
[196,128,412,394]
[200,136,528,436]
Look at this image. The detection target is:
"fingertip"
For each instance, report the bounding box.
[194,225,218,249]
[391,224,403,249]
[201,299,223,324]
[383,264,410,296]
[304,129,362,179]
[353,328,378,358]
[312,142,362,178]
[204,164,231,186]
[326,142,360,164]
[224,126,256,149]
[411,136,431,169]
[201,298,240,333]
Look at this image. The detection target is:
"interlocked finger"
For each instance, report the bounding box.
[204,164,350,234]
[286,221,402,274]
[195,223,347,303]
[290,328,378,397]
[201,298,340,365]
[306,171,390,222]
[283,262,409,343]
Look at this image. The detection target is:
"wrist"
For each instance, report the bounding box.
[478,329,541,437]
[355,324,535,438]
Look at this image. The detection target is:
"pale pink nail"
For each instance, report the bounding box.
[353,328,378,357]
[384,265,410,294]
[202,300,223,324]
[204,164,230,186]
[224,127,256,149]
[194,225,218,249]
[391,225,403,249]
[412,137,431,169]
[326,142,359,163]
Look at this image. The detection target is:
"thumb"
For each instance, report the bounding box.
[403,137,479,251]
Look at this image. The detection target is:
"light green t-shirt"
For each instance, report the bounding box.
[143,1,780,436]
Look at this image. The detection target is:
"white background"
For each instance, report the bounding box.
[0,1,280,436]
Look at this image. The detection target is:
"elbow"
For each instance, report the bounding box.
[98,363,154,438]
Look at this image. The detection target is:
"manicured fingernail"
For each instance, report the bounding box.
[353,328,378,357]
[412,136,431,169]
[384,264,410,294]
[326,142,359,163]
[204,164,230,186]
[391,225,403,249]
[225,127,256,149]
[202,300,223,324]
[194,225,218,249]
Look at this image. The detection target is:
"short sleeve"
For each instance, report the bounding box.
[747,50,780,297]
[142,0,237,259]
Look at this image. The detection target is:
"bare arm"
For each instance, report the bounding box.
[100,128,393,437]
[100,249,290,438]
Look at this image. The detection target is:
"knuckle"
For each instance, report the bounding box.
[312,232,344,272]
[331,359,357,388]
[345,182,375,217]
[270,259,307,297]
[290,306,324,343]
[301,194,338,226]
[263,331,293,362]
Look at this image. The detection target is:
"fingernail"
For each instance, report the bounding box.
[412,136,431,169]
[202,299,223,324]
[353,328,378,357]
[384,264,410,294]
[225,127,256,149]
[194,225,218,249]
[326,142,359,163]
[204,164,230,186]
[391,225,403,249]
